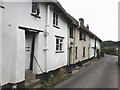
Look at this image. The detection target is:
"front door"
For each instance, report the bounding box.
[25,31,35,70]
[69,47,72,65]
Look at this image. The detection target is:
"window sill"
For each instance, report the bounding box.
[0,6,5,9]
[53,25,60,29]
[70,37,74,39]
[55,51,64,53]
[31,13,41,19]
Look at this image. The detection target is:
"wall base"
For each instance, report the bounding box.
[2,81,25,89]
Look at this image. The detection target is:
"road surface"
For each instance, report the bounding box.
[55,55,118,88]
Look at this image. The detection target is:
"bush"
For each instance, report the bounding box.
[104,48,117,56]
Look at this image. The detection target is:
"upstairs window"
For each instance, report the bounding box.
[79,31,86,41]
[31,2,40,18]
[70,27,74,38]
[53,12,58,26]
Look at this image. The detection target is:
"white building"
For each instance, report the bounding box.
[1,0,102,88]
[1,0,76,88]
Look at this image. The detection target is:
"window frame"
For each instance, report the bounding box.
[31,2,41,18]
[55,36,64,53]
[79,31,86,41]
[53,12,60,29]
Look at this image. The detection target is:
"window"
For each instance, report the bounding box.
[56,36,64,53]
[79,31,86,41]
[53,12,58,26]
[31,2,40,18]
[75,47,78,59]
[84,33,86,41]
[83,47,85,57]
[70,27,74,38]
[79,31,83,40]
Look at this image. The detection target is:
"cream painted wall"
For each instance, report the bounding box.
[75,29,91,63]
[67,26,75,65]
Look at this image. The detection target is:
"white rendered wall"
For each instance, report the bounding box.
[2,1,47,85]
[90,38,95,58]
[0,1,2,86]
[45,9,68,72]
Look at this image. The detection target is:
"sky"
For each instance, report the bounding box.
[58,0,119,41]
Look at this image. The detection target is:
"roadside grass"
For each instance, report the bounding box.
[40,68,71,88]
[40,56,103,88]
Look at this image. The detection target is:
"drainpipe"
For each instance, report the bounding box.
[44,5,50,73]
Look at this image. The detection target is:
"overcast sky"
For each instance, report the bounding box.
[58,0,118,41]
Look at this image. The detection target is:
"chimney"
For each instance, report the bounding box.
[86,24,89,30]
[79,18,84,27]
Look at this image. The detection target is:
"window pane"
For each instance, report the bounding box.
[60,39,63,42]
[56,45,59,50]
[56,39,59,44]
[53,19,55,25]
[60,44,62,51]
[32,2,37,13]
[53,12,56,19]
[70,27,73,38]
[56,14,58,20]
[56,20,58,26]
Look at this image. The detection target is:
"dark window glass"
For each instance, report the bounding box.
[75,47,77,59]
[56,39,59,44]
[80,31,82,40]
[53,12,58,26]
[32,2,40,16]
[83,47,85,57]
[70,27,73,38]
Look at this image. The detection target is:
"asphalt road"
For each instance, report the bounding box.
[55,55,118,88]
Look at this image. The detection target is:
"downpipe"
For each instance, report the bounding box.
[44,5,50,73]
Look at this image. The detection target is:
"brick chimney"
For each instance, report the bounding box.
[79,18,84,27]
[86,24,89,30]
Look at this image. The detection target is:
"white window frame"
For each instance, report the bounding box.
[55,36,64,53]
[53,12,59,27]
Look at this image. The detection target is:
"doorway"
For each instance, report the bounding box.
[25,31,36,71]
[25,31,37,86]
[69,47,72,65]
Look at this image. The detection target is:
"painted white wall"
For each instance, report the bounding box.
[2,1,69,85]
[2,1,47,85]
[46,8,68,72]
[0,3,2,86]
[90,38,95,58]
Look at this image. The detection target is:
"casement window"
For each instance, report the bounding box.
[84,33,86,41]
[56,36,64,53]
[31,2,40,18]
[53,12,58,26]
[83,47,85,57]
[79,31,86,41]
[70,27,74,38]
[75,47,78,59]
[0,1,4,9]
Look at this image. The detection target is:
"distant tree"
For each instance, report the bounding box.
[104,48,116,56]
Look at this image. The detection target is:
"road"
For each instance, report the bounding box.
[55,55,118,88]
